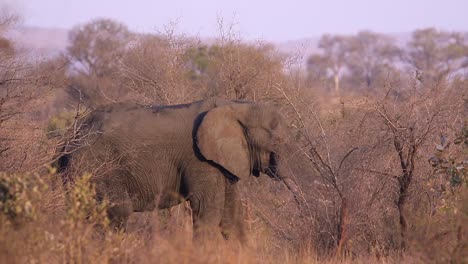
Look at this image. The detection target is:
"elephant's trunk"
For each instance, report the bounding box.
[274,149,306,210]
[281,177,303,207]
[263,146,305,209]
[282,177,300,195]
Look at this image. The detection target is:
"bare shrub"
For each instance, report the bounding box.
[0,11,67,172]
[117,33,198,104]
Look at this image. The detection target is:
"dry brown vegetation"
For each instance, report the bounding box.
[1,14,467,264]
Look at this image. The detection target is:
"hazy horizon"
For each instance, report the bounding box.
[3,0,467,41]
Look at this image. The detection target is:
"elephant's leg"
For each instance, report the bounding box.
[187,171,225,241]
[220,180,247,244]
[107,197,133,231]
[96,181,133,231]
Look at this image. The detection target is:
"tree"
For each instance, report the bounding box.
[345,31,402,90]
[365,83,460,250]
[406,28,468,88]
[306,54,332,90]
[307,35,350,96]
[67,18,131,76]
[67,18,132,105]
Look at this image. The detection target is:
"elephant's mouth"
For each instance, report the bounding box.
[265,152,281,181]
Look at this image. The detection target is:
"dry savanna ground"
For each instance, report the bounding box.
[0,13,467,264]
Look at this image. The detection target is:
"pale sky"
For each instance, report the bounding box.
[5,0,468,41]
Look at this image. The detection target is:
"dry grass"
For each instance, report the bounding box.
[0,171,404,264]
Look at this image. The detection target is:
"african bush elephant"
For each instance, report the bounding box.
[56,97,294,242]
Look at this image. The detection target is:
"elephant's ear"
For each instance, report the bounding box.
[196,105,251,180]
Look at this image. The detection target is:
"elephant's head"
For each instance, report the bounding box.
[196,102,287,181]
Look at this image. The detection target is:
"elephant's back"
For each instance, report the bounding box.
[65,98,228,172]
[90,98,227,136]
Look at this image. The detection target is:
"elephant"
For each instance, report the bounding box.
[55,97,297,243]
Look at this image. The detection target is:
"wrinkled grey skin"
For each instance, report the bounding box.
[56,97,289,242]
